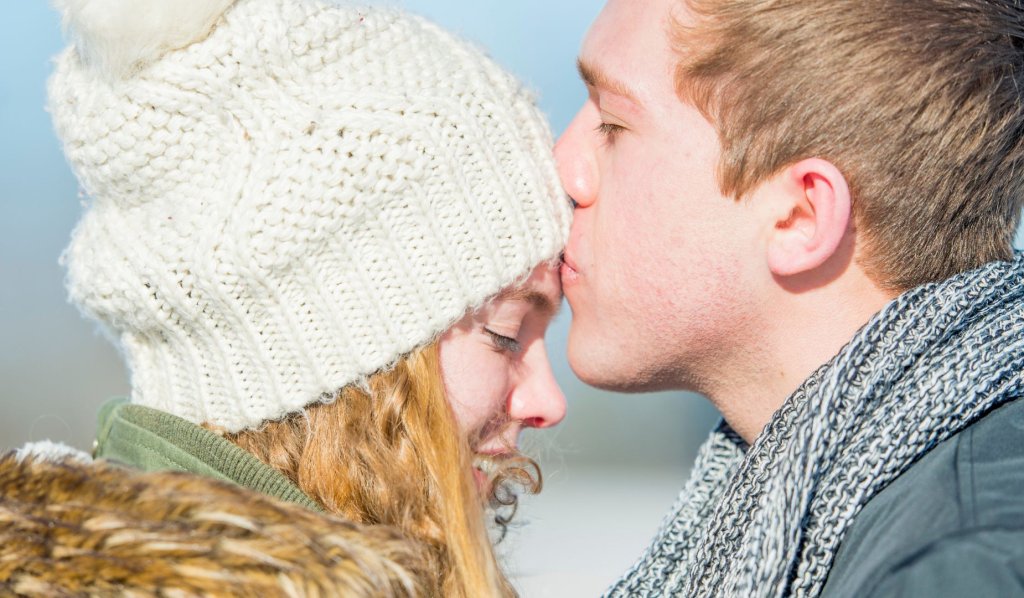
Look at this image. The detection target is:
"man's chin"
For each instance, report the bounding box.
[567,344,671,393]
[568,342,630,389]
[574,372,667,393]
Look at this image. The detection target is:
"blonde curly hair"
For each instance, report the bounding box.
[215,342,540,597]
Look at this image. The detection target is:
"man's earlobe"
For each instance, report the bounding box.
[766,158,851,277]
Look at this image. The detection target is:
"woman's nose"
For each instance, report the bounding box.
[508,353,567,429]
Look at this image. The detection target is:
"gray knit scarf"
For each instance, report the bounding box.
[606,253,1024,597]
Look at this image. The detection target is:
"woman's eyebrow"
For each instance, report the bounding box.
[499,288,561,317]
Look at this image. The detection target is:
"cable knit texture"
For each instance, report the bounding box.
[49,0,572,432]
[606,253,1024,597]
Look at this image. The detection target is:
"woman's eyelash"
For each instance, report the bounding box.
[595,122,624,140]
[486,329,522,354]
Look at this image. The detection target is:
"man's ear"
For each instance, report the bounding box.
[765,158,851,277]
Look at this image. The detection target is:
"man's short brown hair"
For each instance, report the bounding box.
[674,0,1024,290]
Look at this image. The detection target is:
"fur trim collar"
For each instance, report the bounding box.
[0,454,430,596]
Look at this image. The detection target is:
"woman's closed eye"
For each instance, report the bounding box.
[485,328,522,354]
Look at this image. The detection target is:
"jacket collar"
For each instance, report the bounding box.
[95,398,321,512]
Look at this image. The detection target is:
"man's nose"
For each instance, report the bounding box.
[554,107,599,209]
[508,357,567,429]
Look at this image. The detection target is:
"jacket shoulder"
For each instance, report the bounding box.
[822,398,1024,597]
[865,528,1024,597]
[0,453,431,597]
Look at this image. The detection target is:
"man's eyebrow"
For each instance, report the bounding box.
[577,58,640,103]
[499,288,562,318]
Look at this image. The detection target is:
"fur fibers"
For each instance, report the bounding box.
[14,440,89,463]
[53,0,236,78]
[0,453,432,596]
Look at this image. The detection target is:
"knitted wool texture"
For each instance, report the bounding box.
[606,253,1024,597]
[49,0,572,432]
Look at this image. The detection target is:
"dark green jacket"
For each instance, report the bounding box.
[821,398,1024,597]
[94,398,321,512]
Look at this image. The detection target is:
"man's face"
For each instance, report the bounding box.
[555,0,762,393]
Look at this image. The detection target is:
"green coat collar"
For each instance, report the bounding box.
[95,398,321,512]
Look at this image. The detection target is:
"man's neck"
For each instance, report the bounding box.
[709,270,897,445]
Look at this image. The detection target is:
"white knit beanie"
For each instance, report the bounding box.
[49,0,572,432]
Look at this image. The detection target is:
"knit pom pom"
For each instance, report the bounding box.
[53,0,236,78]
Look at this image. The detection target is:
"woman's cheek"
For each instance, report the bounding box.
[477,355,512,407]
[470,356,515,431]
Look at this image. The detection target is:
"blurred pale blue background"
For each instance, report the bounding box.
[6,1,1021,595]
